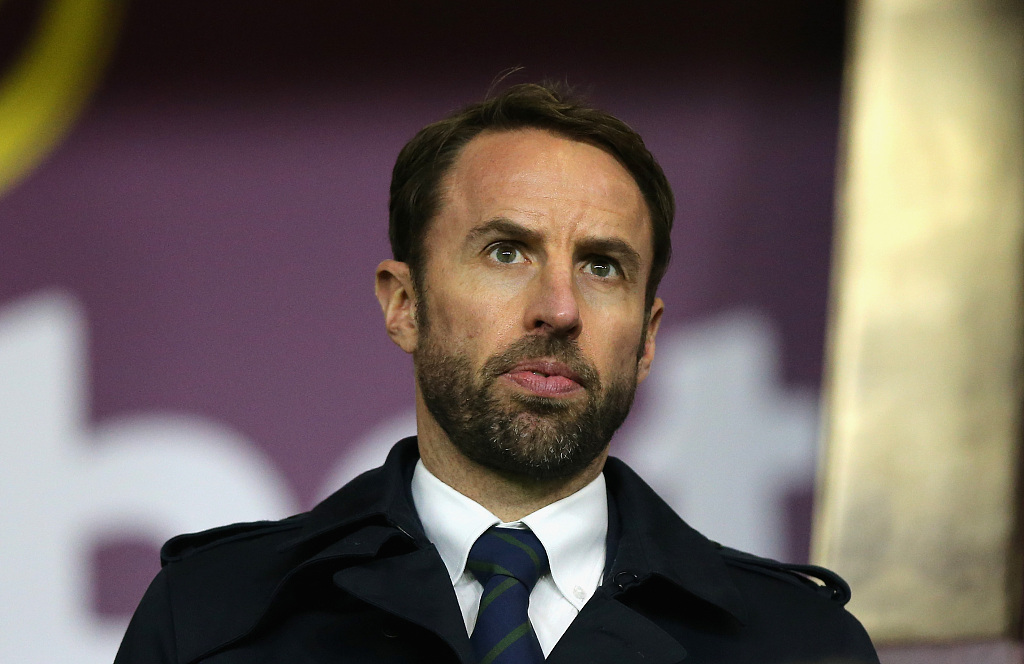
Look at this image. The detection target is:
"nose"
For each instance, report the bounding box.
[524,264,582,339]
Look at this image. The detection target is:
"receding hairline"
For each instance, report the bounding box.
[389,82,674,309]
[427,127,656,237]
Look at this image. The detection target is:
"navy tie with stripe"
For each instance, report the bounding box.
[467,526,549,664]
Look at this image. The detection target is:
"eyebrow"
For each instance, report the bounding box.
[465,217,542,244]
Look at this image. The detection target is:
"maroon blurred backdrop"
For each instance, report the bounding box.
[0,0,846,621]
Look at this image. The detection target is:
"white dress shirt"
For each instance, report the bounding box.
[410,460,608,656]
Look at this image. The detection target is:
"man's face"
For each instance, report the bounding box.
[412,128,663,480]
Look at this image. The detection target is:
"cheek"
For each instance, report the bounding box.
[427,282,519,349]
[457,269,525,322]
[584,312,648,373]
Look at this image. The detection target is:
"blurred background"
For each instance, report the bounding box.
[2,1,1017,662]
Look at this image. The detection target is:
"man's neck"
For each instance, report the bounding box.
[414,404,607,522]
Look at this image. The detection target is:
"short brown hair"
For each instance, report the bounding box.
[388,82,674,307]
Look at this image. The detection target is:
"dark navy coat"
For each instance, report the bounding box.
[115,437,879,663]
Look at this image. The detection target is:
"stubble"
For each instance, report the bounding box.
[414,302,643,481]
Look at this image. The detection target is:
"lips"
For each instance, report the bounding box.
[501,359,585,397]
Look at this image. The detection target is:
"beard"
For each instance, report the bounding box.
[414,314,643,481]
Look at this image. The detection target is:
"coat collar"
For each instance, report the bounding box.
[279,438,747,623]
[176,437,747,663]
[279,436,428,551]
[602,455,748,625]
[279,437,747,623]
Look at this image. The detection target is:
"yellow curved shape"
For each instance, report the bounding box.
[0,0,121,197]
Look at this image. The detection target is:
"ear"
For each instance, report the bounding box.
[375,259,419,354]
[636,297,664,384]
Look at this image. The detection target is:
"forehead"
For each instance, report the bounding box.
[434,128,651,247]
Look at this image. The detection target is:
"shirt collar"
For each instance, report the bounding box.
[520,472,607,609]
[411,459,608,610]
[411,460,500,583]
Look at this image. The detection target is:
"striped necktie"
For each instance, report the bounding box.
[467,526,549,664]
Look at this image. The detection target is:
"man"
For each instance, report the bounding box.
[116,83,879,663]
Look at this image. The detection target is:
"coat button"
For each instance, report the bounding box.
[614,571,639,590]
[382,616,402,639]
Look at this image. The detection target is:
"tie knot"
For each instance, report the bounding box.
[467,527,549,591]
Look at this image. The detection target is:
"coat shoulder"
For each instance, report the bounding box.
[144,514,315,664]
[716,544,852,606]
[713,545,878,662]
[160,514,306,566]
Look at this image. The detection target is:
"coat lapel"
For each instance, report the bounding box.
[547,588,687,664]
[290,438,475,661]
[332,547,475,664]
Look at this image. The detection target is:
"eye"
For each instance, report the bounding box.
[487,242,525,265]
[583,258,620,279]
